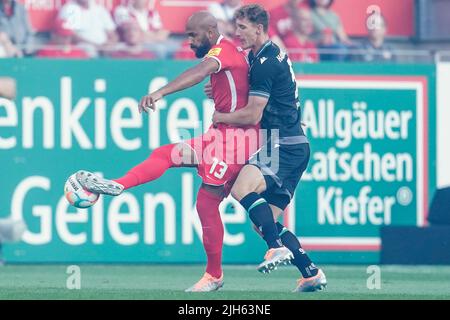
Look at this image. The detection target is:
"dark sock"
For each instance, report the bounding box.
[276,222,318,278]
[240,193,282,248]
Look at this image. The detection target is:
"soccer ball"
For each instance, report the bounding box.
[64,173,99,208]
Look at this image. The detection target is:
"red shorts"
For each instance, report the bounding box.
[184,125,260,193]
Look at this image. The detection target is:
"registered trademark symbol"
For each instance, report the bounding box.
[397,187,413,206]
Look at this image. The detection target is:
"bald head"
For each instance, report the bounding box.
[187,11,218,32]
[186,11,221,58]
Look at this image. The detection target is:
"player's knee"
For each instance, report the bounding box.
[231,179,266,201]
[151,143,174,159]
[230,184,251,201]
[230,185,240,200]
[151,143,190,166]
[177,143,197,166]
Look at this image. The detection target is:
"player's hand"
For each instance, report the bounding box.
[139,91,163,113]
[212,110,223,126]
[204,81,213,99]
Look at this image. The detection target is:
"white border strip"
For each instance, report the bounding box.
[225,70,237,112]
[300,237,380,246]
[437,64,450,188]
[299,80,422,90]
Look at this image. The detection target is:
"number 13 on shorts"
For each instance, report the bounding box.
[209,158,228,179]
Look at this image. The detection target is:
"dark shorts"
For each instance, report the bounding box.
[248,141,310,210]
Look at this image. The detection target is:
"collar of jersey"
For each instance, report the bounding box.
[253,40,272,59]
[216,35,224,45]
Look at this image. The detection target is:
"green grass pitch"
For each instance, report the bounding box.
[0,264,449,300]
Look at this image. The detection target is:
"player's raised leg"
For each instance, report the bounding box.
[75,171,124,196]
[76,143,197,196]
[186,184,225,292]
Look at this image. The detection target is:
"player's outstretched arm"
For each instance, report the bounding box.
[139,58,219,113]
[213,95,268,126]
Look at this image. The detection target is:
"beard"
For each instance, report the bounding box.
[191,37,211,58]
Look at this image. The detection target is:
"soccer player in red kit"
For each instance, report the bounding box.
[74,11,259,292]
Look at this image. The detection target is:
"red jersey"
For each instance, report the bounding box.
[184,36,259,190]
[204,36,249,114]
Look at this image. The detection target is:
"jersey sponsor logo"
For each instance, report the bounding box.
[277,51,287,62]
[207,47,222,57]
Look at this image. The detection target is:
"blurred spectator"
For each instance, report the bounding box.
[114,0,176,58]
[0,31,19,57]
[36,19,89,59]
[309,0,352,61]
[0,0,35,56]
[208,0,241,39]
[58,0,118,57]
[0,77,15,99]
[173,39,196,60]
[269,0,309,44]
[283,9,319,63]
[114,0,169,43]
[106,21,155,59]
[309,0,352,45]
[356,13,394,62]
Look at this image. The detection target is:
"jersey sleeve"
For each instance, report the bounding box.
[249,60,276,99]
[204,43,234,73]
